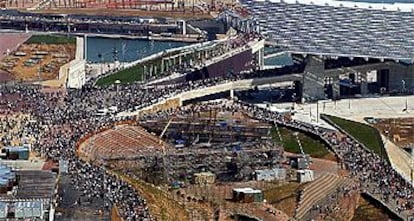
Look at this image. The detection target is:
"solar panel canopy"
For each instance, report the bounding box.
[242,0,414,62]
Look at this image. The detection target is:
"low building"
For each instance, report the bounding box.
[288,154,310,170]
[194,172,216,185]
[0,168,57,220]
[297,169,314,183]
[15,201,44,219]
[2,146,30,160]
[0,202,6,219]
[232,188,263,203]
[255,168,286,181]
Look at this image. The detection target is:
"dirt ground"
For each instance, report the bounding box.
[372,118,414,149]
[177,180,290,220]
[264,182,303,217]
[0,0,41,8]
[351,196,395,221]
[0,43,75,82]
[113,172,191,221]
[0,33,31,61]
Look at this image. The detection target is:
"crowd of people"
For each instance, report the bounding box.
[210,100,414,218]
[0,84,156,220]
[0,56,412,220]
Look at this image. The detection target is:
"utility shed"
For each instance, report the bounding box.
[15,201,43,219]
[255,168,286,181]
[0,202,7,218]
[232,188,263,203]
[297,169,314,183]
[194,172,216,185]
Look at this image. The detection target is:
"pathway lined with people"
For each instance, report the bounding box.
[0,68,413,220]
[141,100,413,220]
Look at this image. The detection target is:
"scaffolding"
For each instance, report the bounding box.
[140,115,272,144]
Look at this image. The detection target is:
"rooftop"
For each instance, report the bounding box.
[15,170,56,199]
[233,187,262,193]
[243,0,414,61]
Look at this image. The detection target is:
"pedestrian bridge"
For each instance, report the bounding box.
[118,74,302,116]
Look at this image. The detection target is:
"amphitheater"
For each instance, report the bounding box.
[77,124,165,163]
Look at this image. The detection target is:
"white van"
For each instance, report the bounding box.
[108,106,118,114]
[96,108,108,116]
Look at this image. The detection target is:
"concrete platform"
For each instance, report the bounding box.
[291,95,414,186]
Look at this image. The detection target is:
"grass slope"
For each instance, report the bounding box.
[271,126,330,158]
[112,171,189,221]
[352,197,394,221]
[95,47,193,86]
[96,65,143,86]
[26,35,76,44]
[264,182,303,217]
[324,115,385,158]
[95,57,164,86]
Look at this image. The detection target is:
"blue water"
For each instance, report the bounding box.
[264,48,294,66]
[86,37,293,66]
[264,54,293,66]
[86,37,190,63]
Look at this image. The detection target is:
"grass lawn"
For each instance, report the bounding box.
[112,170,189,221]
[323,115,386,158]
[95,46,195,86]
[26,35,76,44]
[95,55,166,86]
[96,65,143,86]
[271,126,330,158]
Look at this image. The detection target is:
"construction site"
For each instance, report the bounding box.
[371,117,414,150]
[76,108,286,184]
[0,37,75,82]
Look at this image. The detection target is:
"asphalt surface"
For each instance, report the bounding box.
[55,174,110,221]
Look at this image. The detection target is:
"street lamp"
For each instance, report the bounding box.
[292,93,296,111]
[402,79,406,94]
[98,53,103,75]
[115,80,121,93]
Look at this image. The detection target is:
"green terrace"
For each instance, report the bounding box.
[95,49,196,86]
[322,114,386,159]
[26,35,76,45]
[271,126,331,159]
[95,40,228,86]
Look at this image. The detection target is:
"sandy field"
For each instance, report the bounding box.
[0,33,31,61]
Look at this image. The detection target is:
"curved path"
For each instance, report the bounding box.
[136,98,411,220]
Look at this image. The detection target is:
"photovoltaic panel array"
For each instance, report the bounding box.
[242,0,414,61]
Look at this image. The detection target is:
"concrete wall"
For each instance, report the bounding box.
[302,56,326,101]
[387,63,414,91]
[303,58,414,97]
[66,60,86,89]
[66,37,86,89]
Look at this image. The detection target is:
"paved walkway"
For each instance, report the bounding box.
[261,102,337,130]
[296,95,414,123]
[289,95,414,187]
[261,96,414,188]
[383,134,414,186]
